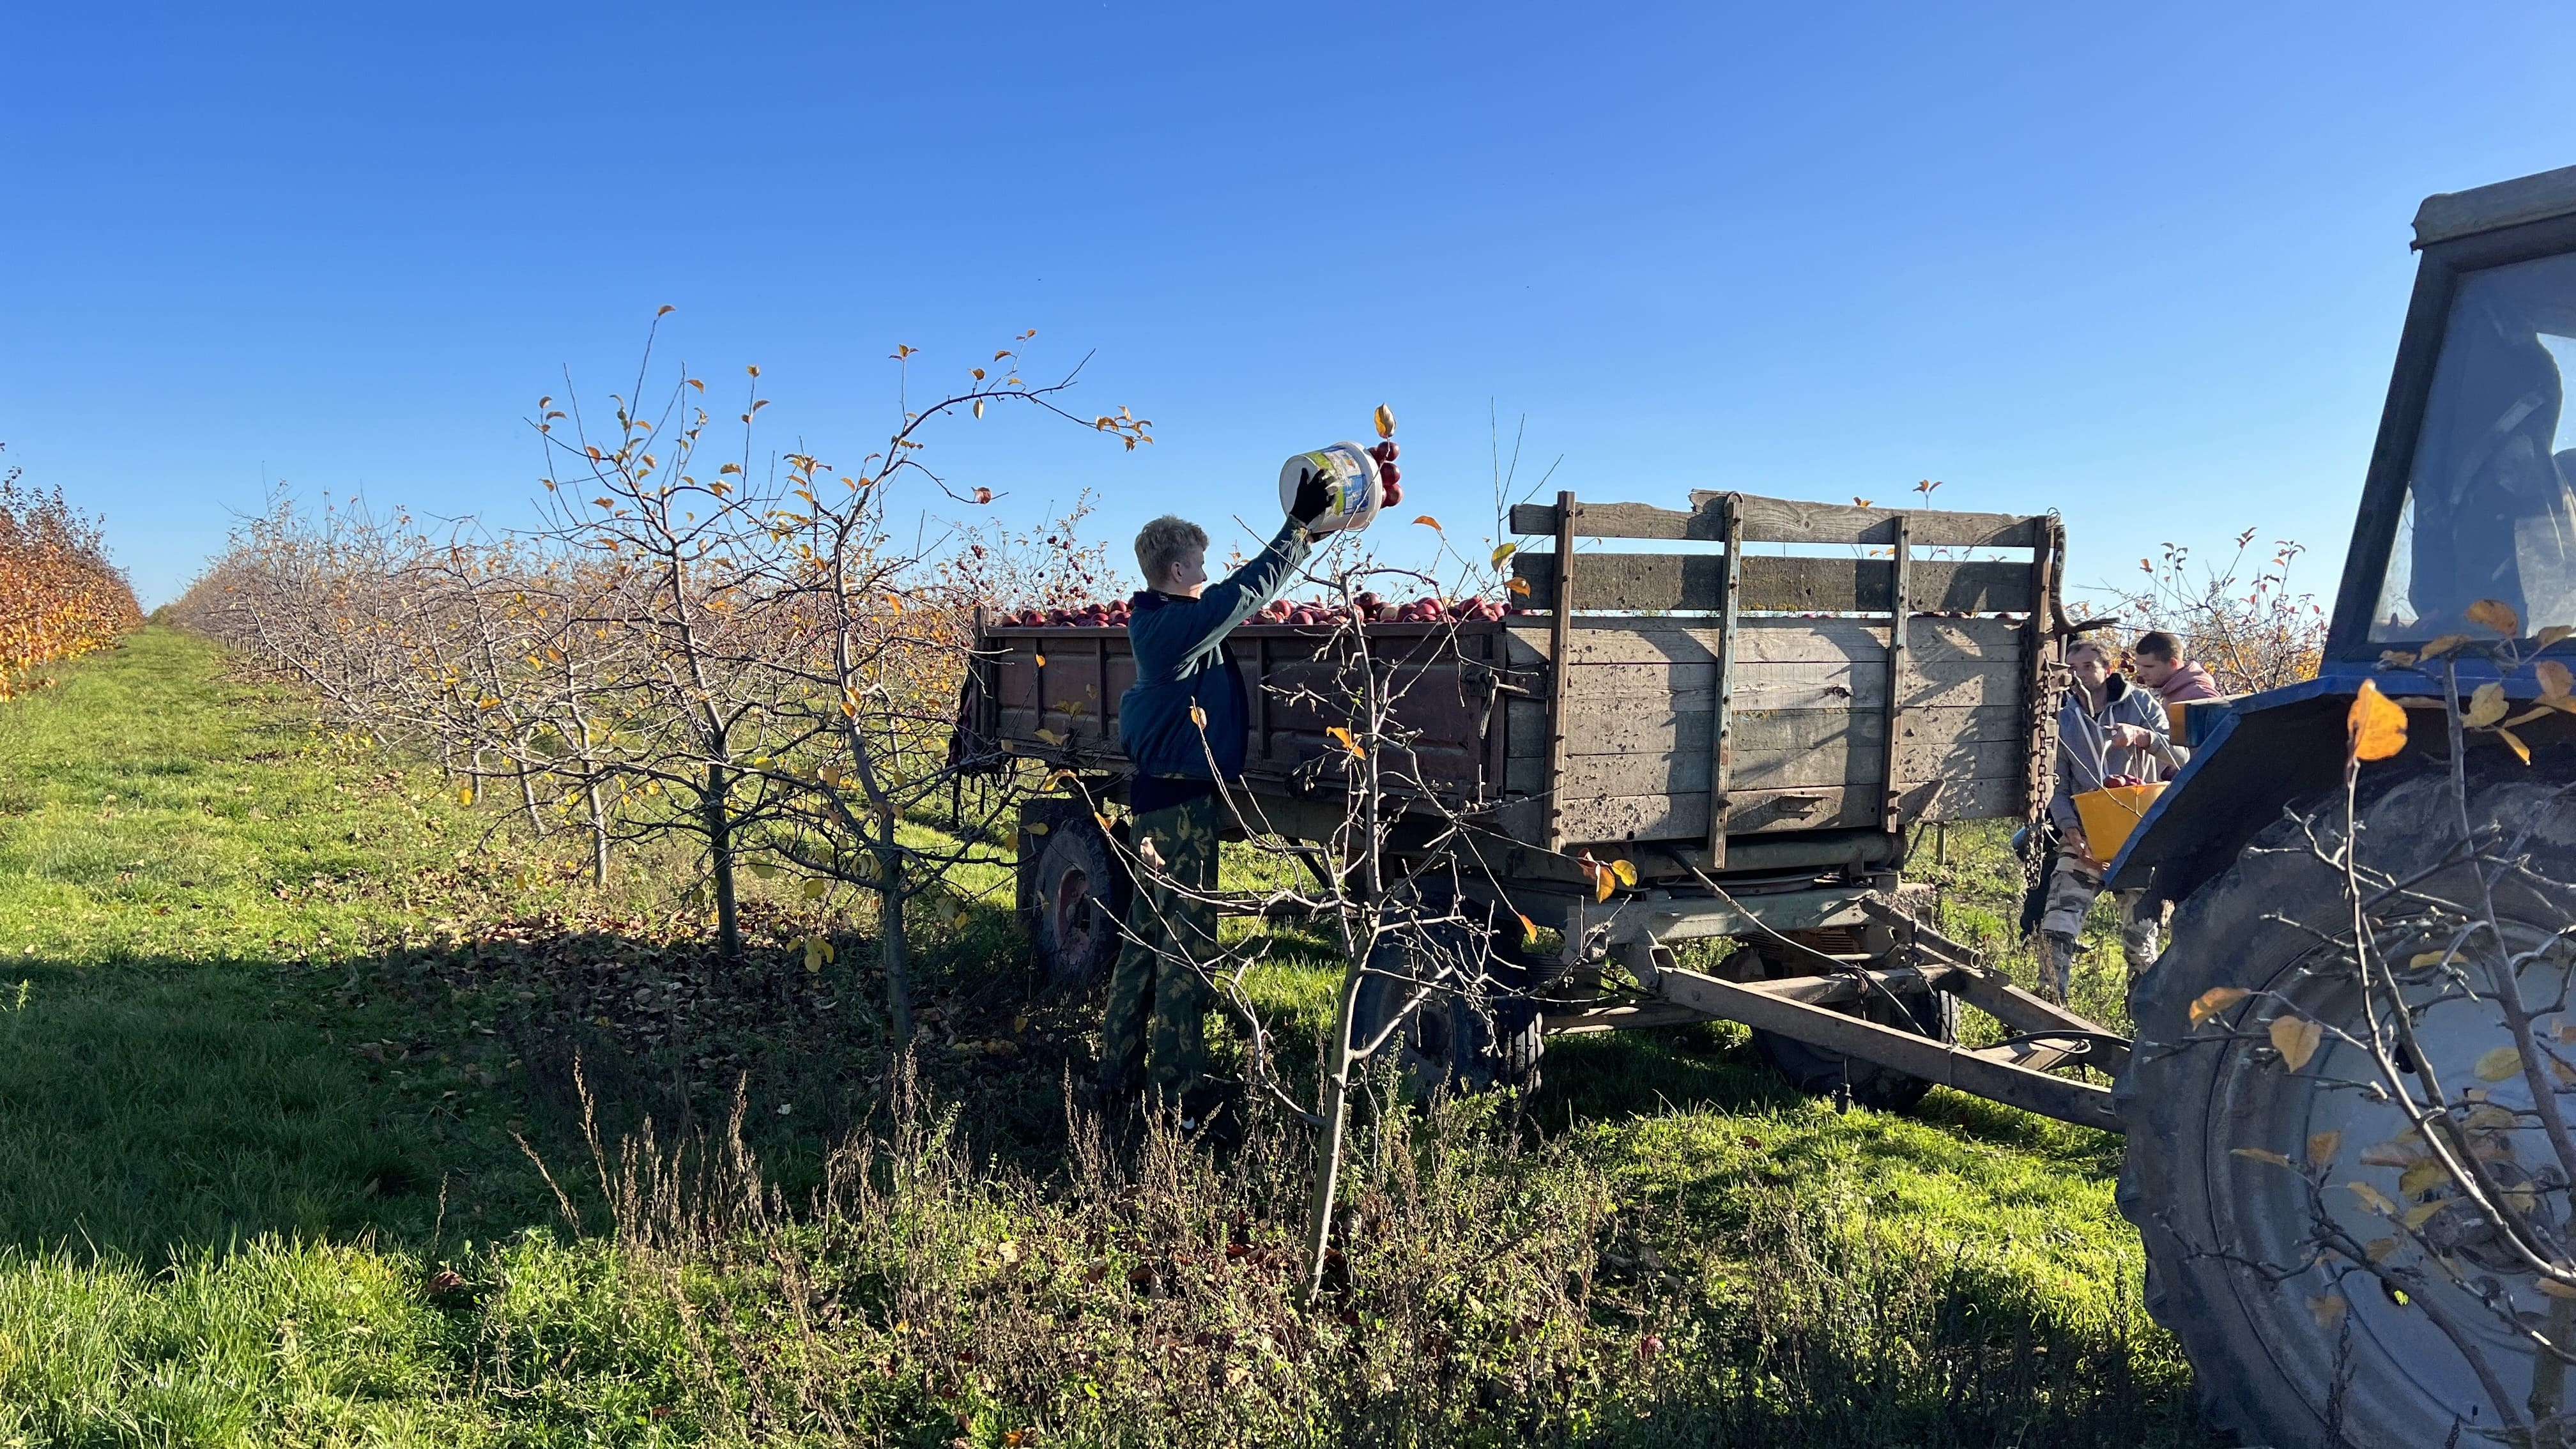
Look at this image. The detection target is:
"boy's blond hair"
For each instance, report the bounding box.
[1134,516,1209,590]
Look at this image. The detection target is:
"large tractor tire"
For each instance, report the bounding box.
[2120,762,2576,1448]
[1347,922,1544,1100]
[1736,938,1960,1112]
[1020,798,1127,995]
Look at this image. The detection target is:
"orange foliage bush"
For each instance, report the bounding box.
[0,450,143,697]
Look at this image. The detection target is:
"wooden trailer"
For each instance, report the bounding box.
[961,489,2130,1131]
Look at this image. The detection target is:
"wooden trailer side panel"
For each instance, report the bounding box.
[1499,615,2028,848]
[981,623,1507,806]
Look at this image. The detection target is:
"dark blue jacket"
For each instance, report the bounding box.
[1119,520,1310,780]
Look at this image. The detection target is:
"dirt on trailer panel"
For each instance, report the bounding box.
[1498,615,2032,847]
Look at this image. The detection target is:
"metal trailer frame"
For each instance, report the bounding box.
[963,489,2131,1133]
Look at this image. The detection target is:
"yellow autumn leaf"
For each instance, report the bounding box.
[1189,703,1207,728]
[2347,1181,2397,1215]
[2349,678,2409,761]
[2476,1045,2524,1081]
[2469,598,2523,636]
[1033,728,1066,746]
[2542,660,2573,700]
[2270,1014,2323,1071]
[1610,859,1637,886]
[2403,1198,2448,1230]
[1326,726,1365,758]
[800,878,829,900]
[2359,1138,2426,1167]
[2306,1130,2342,1165]
[1491,542,1518,567]
[1094,811,1116,834]
[457,785,476,805]
[2408,949,2453,969]
[2307,1294,2347,1331]
[2499,726,2531,764]
[2465,682,2509,727]
[1024,821,1049,836]
[2418,633,2469,661]
[1413,515,1441,530]
[2541,1278,2576,1301]
[1373,403,1396,440]
[1591,864,1614,903]
[2398,1160,2449,1198]
[1518,912,1538,947]
[2380,649,2418,668]
[2189,986,2250,1027]
[2232,1147,2294,1168]
[2543,624,2576,649]
[2464,1102,2518,1132]
[1506,577,1533,597]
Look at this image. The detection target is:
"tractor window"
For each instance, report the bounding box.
[2372,250,2576,640]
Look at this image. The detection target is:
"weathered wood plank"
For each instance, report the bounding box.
[1547,774,2021,844]
[1511,713,2023,795]
[1510,552,2035,614]
[1543,658,2023,707]
[1503,666,2025,756]
[1716,494,2041,549]
[1506,495,2043,549]
[1505,615,2025,668]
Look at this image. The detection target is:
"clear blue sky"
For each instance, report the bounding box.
[4,1,2570,608]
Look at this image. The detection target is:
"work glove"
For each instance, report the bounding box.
[1288,466,1336,529]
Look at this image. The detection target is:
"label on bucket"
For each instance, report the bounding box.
[1280,442,1381,535]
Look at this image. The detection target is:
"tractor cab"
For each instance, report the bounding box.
[2334,167,2576,658]
[2115,165,2576,903]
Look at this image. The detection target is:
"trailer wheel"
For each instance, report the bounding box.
[1020,799,1126,995]
[2120,763,2576,1448]
[1744,945,1958,1112]
[1347,923,1543,1100]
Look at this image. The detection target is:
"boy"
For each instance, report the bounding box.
[1096,470,1333,1123]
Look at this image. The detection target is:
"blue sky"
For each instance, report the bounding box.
[3,1,2570,608]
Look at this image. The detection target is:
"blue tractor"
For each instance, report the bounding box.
[2115,164,2576,1446]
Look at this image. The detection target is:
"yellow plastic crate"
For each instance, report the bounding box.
[2074,781,2166,862]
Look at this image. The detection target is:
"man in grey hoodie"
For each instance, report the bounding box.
[2039,636,2184,1000]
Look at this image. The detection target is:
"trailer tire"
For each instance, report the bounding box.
[1749,979,1958,1113]
[1348,924,1543,1100]
[2119,762,2576,1448]
[1020,799,1126,995]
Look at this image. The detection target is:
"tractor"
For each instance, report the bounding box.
[2115,162,2576,1446]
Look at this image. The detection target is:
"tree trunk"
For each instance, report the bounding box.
[877,836,914,1045]
[517,755,546,838]
[705,761,741,965]
[1303,965,1364,1305]
[586,777,611,887]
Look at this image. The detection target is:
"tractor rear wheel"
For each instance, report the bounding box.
[2120,763,2576,1448]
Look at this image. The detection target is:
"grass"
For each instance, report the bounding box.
[0,627,2219,1445]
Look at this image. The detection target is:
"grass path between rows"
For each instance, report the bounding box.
[0,629,2217,1446]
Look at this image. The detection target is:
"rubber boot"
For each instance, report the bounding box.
[2042,932,2079,1004]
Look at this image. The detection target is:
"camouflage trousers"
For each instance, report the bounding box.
[2040,847,2159,989]
[1098,793,1220,1109]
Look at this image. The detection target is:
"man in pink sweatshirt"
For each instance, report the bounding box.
[2132,631,2220,702]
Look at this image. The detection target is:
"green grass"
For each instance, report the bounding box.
[0,628,2218,1445]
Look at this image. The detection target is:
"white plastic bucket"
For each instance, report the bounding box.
[1278,442,1383,535]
